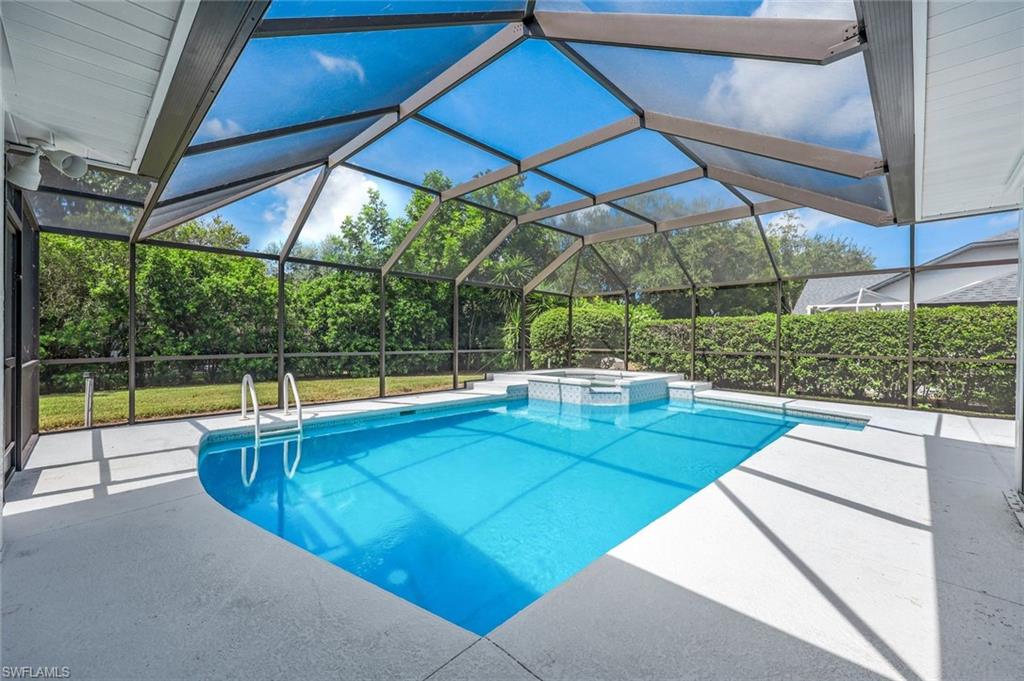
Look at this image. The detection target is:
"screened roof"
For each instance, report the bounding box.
[13,0,944,295]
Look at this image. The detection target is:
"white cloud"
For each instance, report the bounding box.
[982,210,1020,231]
[764,207,855,235]
[701,1,877,155]
[265,167,379,245]
[311,50,366,83]
[751,0,854,20]
[198,117,243,140]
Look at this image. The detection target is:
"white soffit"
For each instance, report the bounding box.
[915,0,1024,221]
[1,0,198,173]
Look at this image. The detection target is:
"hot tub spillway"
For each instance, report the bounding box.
[520,369,683,406]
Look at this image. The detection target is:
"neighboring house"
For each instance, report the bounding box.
[794,230,1018,314]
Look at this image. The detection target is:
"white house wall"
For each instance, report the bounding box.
[879,262,1016,304]
[915,1,1024,220]
[0,1,193,170]
[935,241,1017,266]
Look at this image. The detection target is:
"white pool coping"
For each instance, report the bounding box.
[2,381,1022,680]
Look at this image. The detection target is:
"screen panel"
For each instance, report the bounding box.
[145,167,316,238]
[27,192,140,236]
[540,130,696,195]
[539,204,645,237]
[293,166,429,267]
[666,217,775,285]
[912,276,1016,415]
[384,276,454,395]
[761,207,910,277]
[165,117,378,201]
[134,358,278,421]
[39,362,128,431]
[680,137,892,212]
[538,1,853,17]
[285,263,380,354]
[350,118,508,188]
[285,262,381,403]
[39,233,128,360]
[153,168,322,255]
[781,274,909,406]
[135,245,278,357]
[572,41,880,155]
[393,203,511,277]
[593,233,687,292]
[570,296,626,369]
[422,39,632,158]
[571,245,624,295]
[525,292,570,369]
[27,152,152,202]
[462,172,585,216]
[459,284,520,350]
[629,289,694,375]
[385,275,453,351]
[695,284,777,393]
[266,1,526,18]
[468,222,577,289]
[194,24,504,143]
[619,178,744,222]
[535,250,579,295]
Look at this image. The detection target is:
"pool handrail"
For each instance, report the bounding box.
[240,446,259,487]
[283,372,303,433]
[282,438,301,480]
[240,373,261,448]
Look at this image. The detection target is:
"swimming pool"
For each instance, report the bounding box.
[198,398,861,635]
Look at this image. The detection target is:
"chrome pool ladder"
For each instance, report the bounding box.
[239,374,304,485]
[240,372,304,445]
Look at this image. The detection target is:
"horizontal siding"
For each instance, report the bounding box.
[71,1,177,40]
[7,38,157,95]
[2,0,184,168]
[127,0,182,22]
[4,17,162,85]
[13,0,172,54]
[4,2,167,69]
[920,2,1023,219]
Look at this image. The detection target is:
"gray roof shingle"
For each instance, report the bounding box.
[922,271,1018,305]
[792,272,897,313]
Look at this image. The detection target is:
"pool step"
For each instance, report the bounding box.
[259,427,302,444]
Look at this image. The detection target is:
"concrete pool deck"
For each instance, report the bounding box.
[2,386,1022,680]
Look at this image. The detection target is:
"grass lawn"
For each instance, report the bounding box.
[39,373,486,431]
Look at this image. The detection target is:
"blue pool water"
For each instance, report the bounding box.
[198,398,860,634]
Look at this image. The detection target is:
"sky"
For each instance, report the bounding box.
[761,208,1020,270]
[195,24,502,144]
[184,0,1019,268]
[209,167,411,253]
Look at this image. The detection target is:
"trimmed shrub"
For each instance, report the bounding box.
[529,298,656,368]
[534,303,1016,414]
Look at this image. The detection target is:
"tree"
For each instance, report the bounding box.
[156,216,252,250]
[38,162,882,382]
[39,233,128,360]
[765,211,874,275]
[320,187,405,267]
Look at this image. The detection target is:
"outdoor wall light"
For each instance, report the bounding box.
[7,138,88,190]
[7,147,42,191]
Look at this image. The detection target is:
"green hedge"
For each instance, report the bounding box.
[530,302,1016,414]
[529,298,657,368]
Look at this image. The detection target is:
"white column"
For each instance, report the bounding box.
[1016,200,1023,493]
